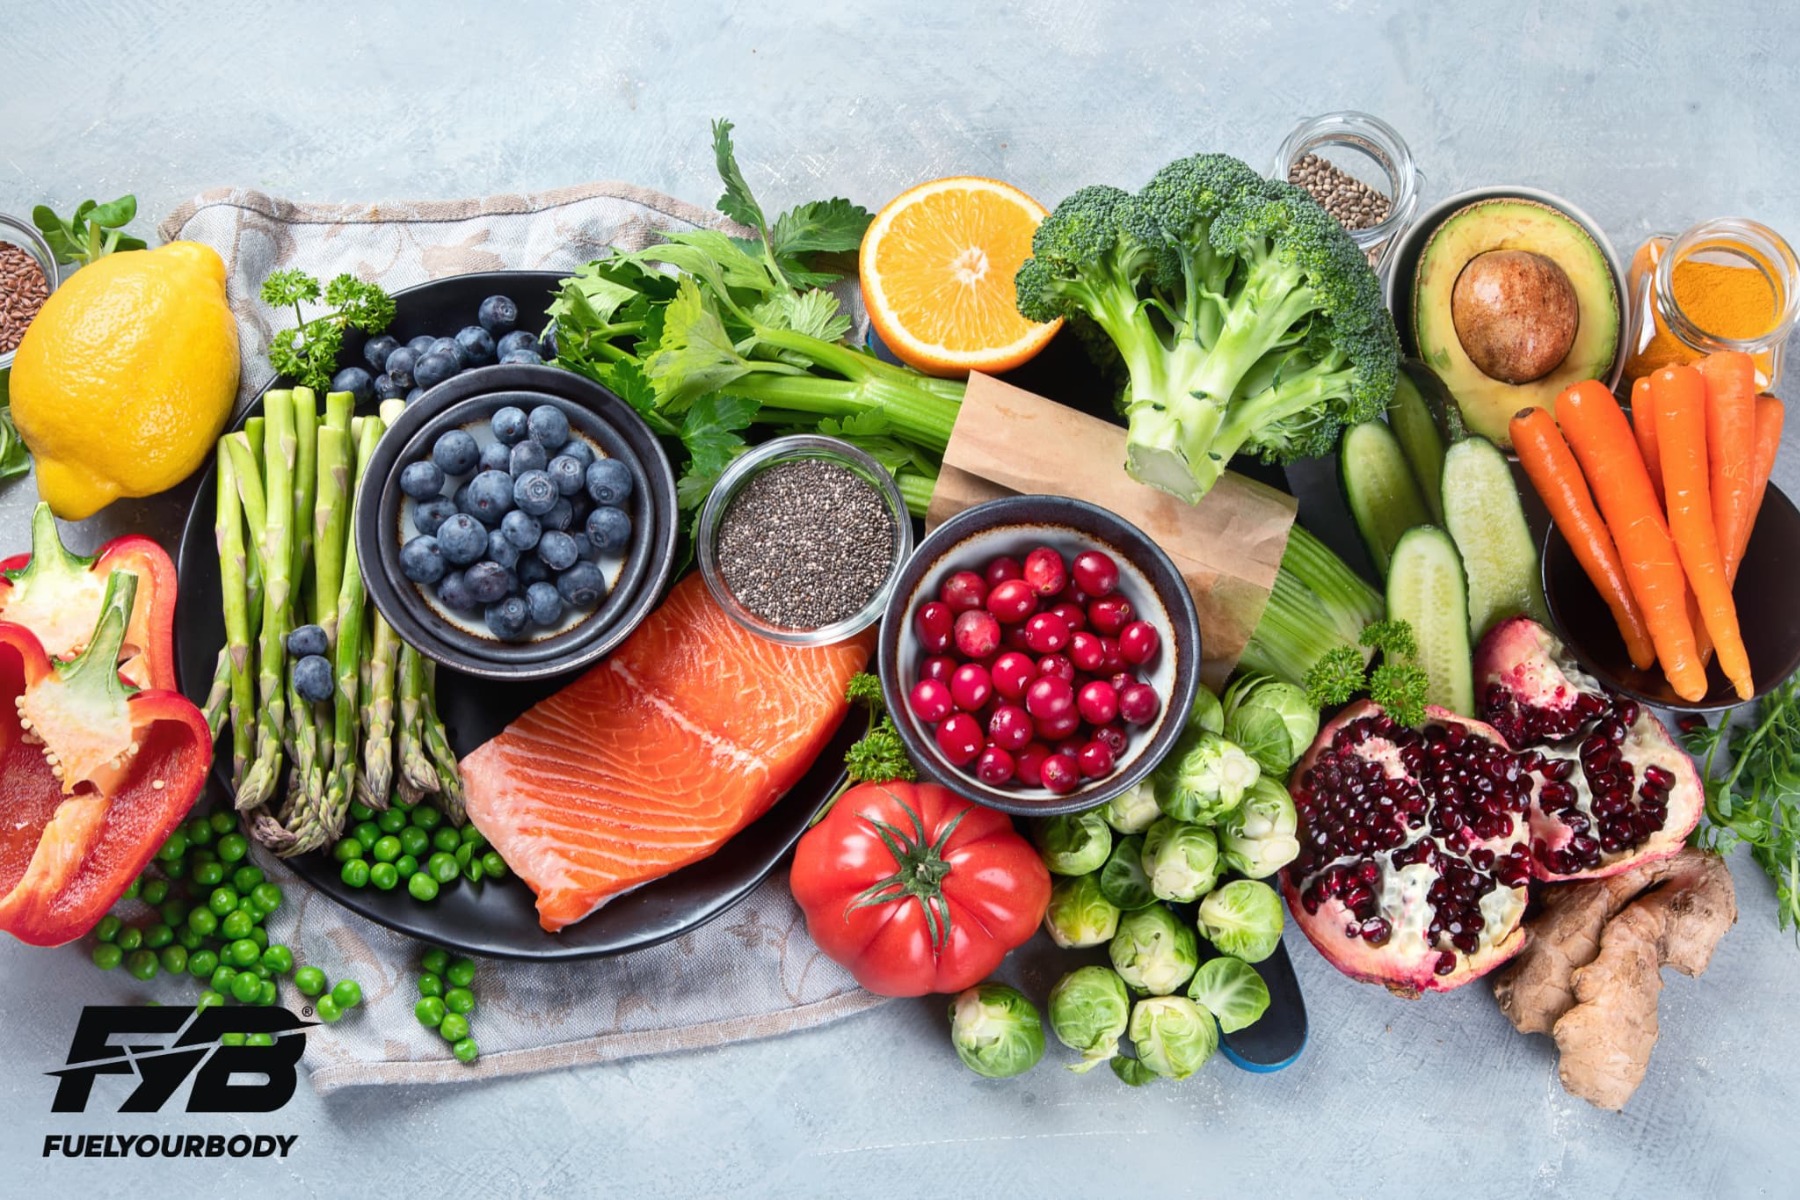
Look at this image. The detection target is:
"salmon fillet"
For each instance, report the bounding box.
[461,574,872,932]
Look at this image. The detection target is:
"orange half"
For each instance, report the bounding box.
[859,176,1061,377]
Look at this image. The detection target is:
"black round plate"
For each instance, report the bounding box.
[175,270,853,960]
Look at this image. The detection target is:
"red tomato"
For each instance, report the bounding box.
[790,781,1050,997]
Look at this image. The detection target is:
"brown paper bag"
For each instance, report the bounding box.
[929,374,1296,689]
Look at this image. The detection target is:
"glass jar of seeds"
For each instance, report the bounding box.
[1273,111,1420,276]
[0,213,59,369]
[697,435,913,646]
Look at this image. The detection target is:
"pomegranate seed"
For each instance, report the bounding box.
[1077,740,1116,779]
[987,704,1034,751]
[1118,620,1161,666]
[939,570,989,613]
[1068,631,1106,672]
[914,601,953,653]
[953,609,1002,659]
[908,678,953,723]
[985,579,1038,624]
[1049,601,1088,632]
[1023,611,1071,654]
[1118,682,1161,726]
[975,745,1016,786]
[1015,742,1052,786]
[1092,722,1127,755]
[1088,595,1134,636]
[1643,764,1675,789]
[983,556,1022,587]
[950,663,994,712]
[935,714,984,766]
[1077,680,1119,725]
[1039,753,1082,795]
[990,652,1036,700]
[1022,547,1068,596]
[1071,550,1119,597]
[1036,654,1075,683]
[920,655,958,683]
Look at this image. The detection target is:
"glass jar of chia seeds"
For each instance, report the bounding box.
[1273,111,1421,276]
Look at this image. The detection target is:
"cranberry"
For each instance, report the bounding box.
[914,601,953,653]
[1068,631,1106,672]
[1109,671,1137,694]
[1022,547,1068,596]
[983,555,1023,587]
[1035,707,1083,741]
[1015,742,1052,786]
[920,655,958,683]
[950,662,994,712]
[1092,722,1127,755]
[953,609,1001,659]
[1077,679,1119,725]
[1119,620,1161,666]
[939,570,989,613]
[1088,595,1134,636]
[1023,611,1071,654]
[975,745,1016,786]
[1039,754,1082,795]
[1072,550,1120,597]
[1001,623,1033,652]
[1099,637,1125,674]
[1025,675,1076,723]
[1049,601,1088,632]
[909,678,953,724]
[1036,654,1075,683]
[990,652,1036,700]
[986,579,1038,624]
[1077,740,1116,779]
[987,704,1034,751]
[935,713,984,766]
[1118,682,1161,726]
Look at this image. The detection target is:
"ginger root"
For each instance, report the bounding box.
[1490,847,1736,1110]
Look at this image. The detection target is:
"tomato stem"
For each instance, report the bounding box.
[848,802,970,954]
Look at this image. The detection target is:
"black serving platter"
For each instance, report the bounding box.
[175,269,854,960]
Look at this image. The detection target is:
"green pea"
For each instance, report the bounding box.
[451,1037,479,1064]
[315,995,343,1023]
[209,965,238,993]
[229,971,262,1003]
[332,838,364,863]
[399,827,430,858]
[219,1032,246,1047]
[407,872,439,902]
[126,950,159,981]
[158,898,189,927]
[352,821,381,850]
[393,854,418,880]
[462,857,485,885]
[248,926,269,950]
[377,809,408,834]
[293,966,326,998]
[121,876,143,901]
[368,835,400,864]
[460,826,486,848]
[186,816,215,846]
[161,856,188,881]
[159,830,189,861]
[246,1032,275,1047]
[141,879,170,906]
[254,963,272,980]
[348,801,375,823]
[453,842,474,869]
[189,949,219,979]
[421,948,449,975]
[261,944,293,975]
[187,907,218,938]
[410,805,442,831]
[210,811,236,836]
[432,827,460,854]
[189,847,216,868]
[427,852,459,884]
[231,866,265,893]
[438,1012,470,1043]
[480,851,508,880]
[95,915,122,943]
[251,882,283,912]
[330,979,362,1009]
[116,926,143,953]
[208,886,240,916]
[196,989,225,1012]
[414,996,446,1027]
[191,861,225,887]
[216,833,248,863]
[370,862,399,891]
[417,972,444,999]
[143,922,173,950]
[444,987,475,1016]
[220,909,254,941]
[159,945,188,975]
[92,943,123,970]
[445,957,477,989]
[257,980,278,1007]
[176,926,204,951]
[226,938,261,968]
[340,859,370,888]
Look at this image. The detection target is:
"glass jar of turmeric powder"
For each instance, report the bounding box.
[1622,217,1799,390]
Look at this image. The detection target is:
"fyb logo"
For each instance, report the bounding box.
[49,1006,311,1114]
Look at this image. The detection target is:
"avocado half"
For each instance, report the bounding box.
[1412,198,1620,447]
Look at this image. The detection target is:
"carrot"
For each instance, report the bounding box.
[1729,394,1786,581]
[1629,376,1664,507]
[1510,407,1657,670]
[1648,366,1753,700]
[1696,352,1758,581]
[1555,380,1708,701]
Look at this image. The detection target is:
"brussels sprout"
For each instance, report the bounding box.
[1126,994,1218,1081]
[1139,818,1220,903]
[1189,684,1224,735]
[1034,809,1112,876]
[1196,879,1285,963]
[1187,956,1270,1033]
[1044,874,1121,948]
[1221,674,1319,776]
[1153,729,1260,825]
[1048,966,1132,1072]
[1109,904,1199,995]
[1217,776,1301,879]
[948,983,1045,1079]
[1098,834,1156,911]
[1103,780,1161,835]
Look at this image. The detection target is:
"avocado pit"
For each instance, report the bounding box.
[1451,250,1579,385]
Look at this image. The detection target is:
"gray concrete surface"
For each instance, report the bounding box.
[3,1,1799,1196]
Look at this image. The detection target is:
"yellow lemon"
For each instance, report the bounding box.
[11,241,239,520]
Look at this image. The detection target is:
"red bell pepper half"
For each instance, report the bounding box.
[0,570,211,947]
[0,502,179,691]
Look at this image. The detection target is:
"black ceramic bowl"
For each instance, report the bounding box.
[879,496,1201,816]
[1542,482,1800,712]
[356,363,678,680]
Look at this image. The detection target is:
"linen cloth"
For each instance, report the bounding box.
[158,185,886,1094]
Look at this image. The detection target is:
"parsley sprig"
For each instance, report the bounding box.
[1303,619,1431,727]
[1688,679,1800,936]
[260,269,396,392]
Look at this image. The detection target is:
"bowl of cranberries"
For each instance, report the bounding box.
[879,495,1201,815]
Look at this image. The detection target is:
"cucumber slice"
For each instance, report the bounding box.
[1386,526,1474,716]
[1387,370,1447,521]
[1440,436,1549,638]
[1340,421,1431,578]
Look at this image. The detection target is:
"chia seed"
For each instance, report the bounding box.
[716,459,895,630]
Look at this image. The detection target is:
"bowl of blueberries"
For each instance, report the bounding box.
[351,283,678,680]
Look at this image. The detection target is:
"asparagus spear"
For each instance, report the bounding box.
[220,433,269,797]
[313,403,353,645]
[359,612,400,809]
[239,390,296,812]
[397,643,436,795]
[420,661,465,824]
[290,387,318,603]
[200,649,231,741]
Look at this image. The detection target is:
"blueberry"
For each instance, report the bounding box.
[478,295,519,336]
[433,570,473,613]
[496,330,539,358]
[544,455,585,497]
[478,441,511,474]
[432,336,468,368]
[432,429,481,476]
[399,534,447,583]
[464,560,512,605]
[485,596,531,642]
[517,555,550,588]
[512,470,558,517]
[331,366,375,404]
[525,581,564,627]
[385,347,418,389]
[540,325,558,358]
[491,406,528,445]
[485,529,519,570]
[526,404,570,452]
[585,458,633,506]
[500,509,542,550]
[455,325,495,366]
[556,438,594,468]
[286,624,329,659]
[413,496,458,536]
[399,460,446,500]
[536,530,580,572]
[374,374,406,402]
[436,515,487,566]
[463,471,515,525]
[294,655,335,703]
[586,506,632,555]
[508,440,547,477]
[364,335,401,373]
[406,387,424,404]
[414,350,460,391]
[406,335,436,357]
[452,481,471,513]
[498,348,542,366]
[541,497,574,532]
[556,561,608,608]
